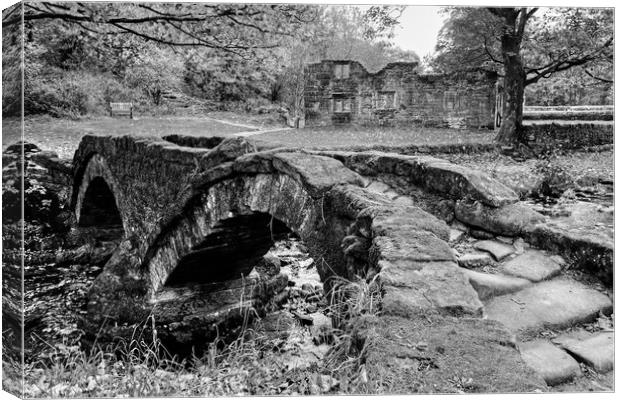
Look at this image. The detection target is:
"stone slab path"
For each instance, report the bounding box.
[460,268,531,301]
[361,176,614,389]
[446,212,613,390]
[361,176,419,206]
[454,230,614,388]
[557,332,614,373]
[519,340,582,385]
[473,240,515,261]
[484,278,612,337]
[499,250,562,282]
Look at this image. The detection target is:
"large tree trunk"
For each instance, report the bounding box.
[495,31,526,145]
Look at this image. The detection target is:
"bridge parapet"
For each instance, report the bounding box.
[313,150,519,207]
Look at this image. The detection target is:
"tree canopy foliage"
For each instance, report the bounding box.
[432,7,613,86]
[2,2,410,118]
[4,2,311,54]
[430,7,613,143]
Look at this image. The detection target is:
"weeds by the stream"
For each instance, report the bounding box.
[3,274,384,397]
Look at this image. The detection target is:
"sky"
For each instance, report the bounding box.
[391,6,446,59]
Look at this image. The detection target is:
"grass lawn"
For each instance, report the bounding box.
[253,125,496,149]
[442,150,613,200]
[3,116,496,159]
[445,150,614,181]
[2,115,254,159]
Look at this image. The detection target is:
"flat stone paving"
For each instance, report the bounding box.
[499,250,562,282]
[558,332,614,373]
[460,268,531,300]
[367,167,615,391]
[362,174,614,390]
[519,340,582,386]
[473,240,515,261]
[364,179,411,205]
[447,222,613,389]
[484,278,612,338]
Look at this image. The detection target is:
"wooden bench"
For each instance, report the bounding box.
[109,102,133,119]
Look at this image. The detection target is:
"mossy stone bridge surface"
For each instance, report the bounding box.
[71,134,607,392]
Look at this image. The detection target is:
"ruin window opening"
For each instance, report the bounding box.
[334,63,350,79]
[331,93,352,114]
[334,99,343,113]
[445,91,458,109]
[407,89,415,106]
[343,98,352,112]
[377,91,396,110]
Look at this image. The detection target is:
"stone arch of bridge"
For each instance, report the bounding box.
[73,153,126,237]
[163,212,293,287]
[144,172,351,296]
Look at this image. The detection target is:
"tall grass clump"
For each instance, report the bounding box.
[19,316,189,397]
[322,274,383,393]
[16,304,281,396]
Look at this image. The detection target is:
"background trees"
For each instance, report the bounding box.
[431,7,613,144]
[3,2,317,117]
[2,2,410,119]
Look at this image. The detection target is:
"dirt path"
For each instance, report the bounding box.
[197,114,293,137]
[201,115,260,131]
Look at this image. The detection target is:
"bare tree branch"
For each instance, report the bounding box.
[516,8,537,39]
[583,68,613,83]
[5,4,251,26]
[4,3,302,55]
[483,36,504,65]
[2,3,22,23]
[525,36,613,85]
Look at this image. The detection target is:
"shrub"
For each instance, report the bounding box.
[23,67,146,118]
[123,48,183,106]
[523,123,614,153]
[533,157,575,198]
[20,40,177,118]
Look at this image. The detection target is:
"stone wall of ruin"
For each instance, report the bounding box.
[304,60,497,129]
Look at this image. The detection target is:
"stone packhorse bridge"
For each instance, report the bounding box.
[73,134,510,332]
[72,134,611,391]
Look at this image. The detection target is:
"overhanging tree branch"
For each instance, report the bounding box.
[5,3,279,27]
[1,3,22,22]
[525,36,613,85]
[584,69,613,83]
[5,3,304,55]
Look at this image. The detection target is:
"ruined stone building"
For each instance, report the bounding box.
[303,60,497,129]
